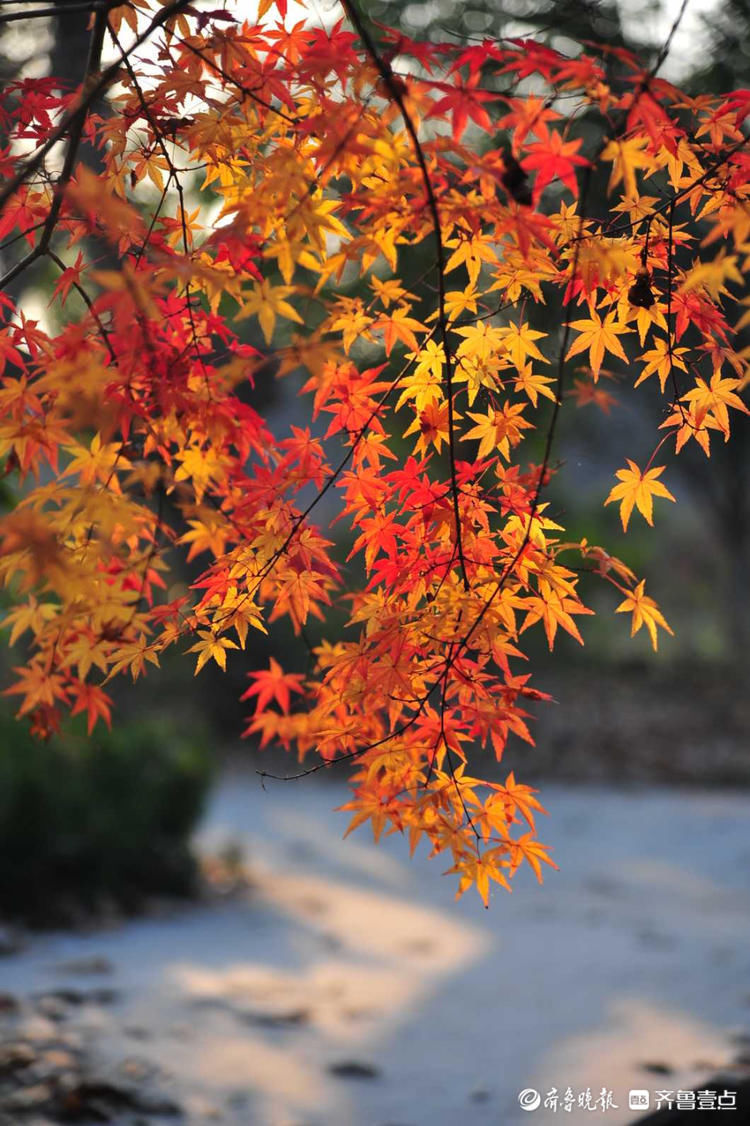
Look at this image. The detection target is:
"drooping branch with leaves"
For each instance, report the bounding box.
[1,0,748,905]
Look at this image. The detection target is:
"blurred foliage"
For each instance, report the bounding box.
[688,0,750,90]
[0,708,213,925]
[365,0,635,47]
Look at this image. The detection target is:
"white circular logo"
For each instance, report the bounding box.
[518,1088,542,1111]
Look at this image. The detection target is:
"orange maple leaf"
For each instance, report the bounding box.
[241,658,304,715]
[615,579,673,651]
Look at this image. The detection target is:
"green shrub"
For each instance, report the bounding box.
[0,710,214,924]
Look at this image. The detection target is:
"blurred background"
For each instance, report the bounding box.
[1,0,750,1122]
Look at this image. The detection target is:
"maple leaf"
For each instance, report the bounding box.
[173,444,232,504]
[4,662,69,716]
[372,308,425,355]
[497,772,547,832]
[235,280,303,344]
[395,349,444,412]
[521,126,588,198]
[61,630,111,681]
[328,299,373,354]
[500,321,549,369]
[566,310,631,380]
[67,166,145,242]
[103,639,161,684]
[403,398,453,456]
[497,95,562,149]
[370,276,415,308]
[615,579,674,651]
[600,135,654,198]
[49,251,86,307]
[464,403,533,459]
[179,512,230,562]
[186,630,239,675]
[338,790,400,844]
[681,372,750,438]
[659,404,719,457]
[568,376,618,413]
[69,681,113,735]
[62,434,131,492]
[426,72,497,138]
[634,338,689,392]
[442,287,480,322]
[520,592,594,648]
[0,334,25,379]
[3,595,59,645]
[444,234,497,286]
[679,252,743,302]
[604,460,676,531]
[452,321,509,395]
[444,847,512,908]
[271,566,334,634]
[507,833,559,883]
[241,657,304,714]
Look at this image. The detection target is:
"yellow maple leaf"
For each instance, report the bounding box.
[62,434,131,492]
[634,338,689,392]
[514,363,557,406]
[659,404,718,457]
[444,234,496,285]
[601,135,654,198]
[499,321,549,369]
[681,372,750,438]
[370,276,415,308]
[604,460,676,531]
[678,252,743,302]
[3,596,59,646]
[464,403,533,460]
[186,630,239,674]
[173,443,232,503]
[328,298,373,354]
[566,310,631,380]
[235,280,303,344]
[443,286,480,322]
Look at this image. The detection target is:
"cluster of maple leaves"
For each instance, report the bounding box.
[0,0,749,904]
